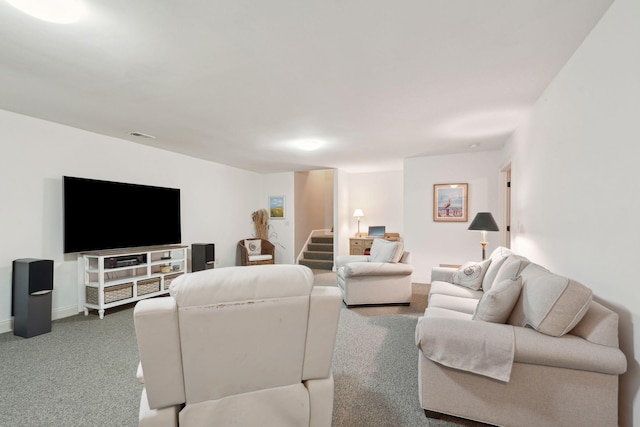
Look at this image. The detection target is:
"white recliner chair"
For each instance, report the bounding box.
[133,264,342,427]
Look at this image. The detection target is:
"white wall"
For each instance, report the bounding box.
[404,151,502,283]
[0,109,260,332]
[347,170,404,237]
[504,0,639,424]
[260,172,295,264]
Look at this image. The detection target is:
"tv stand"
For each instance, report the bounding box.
[78,245,187,319]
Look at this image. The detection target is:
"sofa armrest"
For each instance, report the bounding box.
[342,262,413,277]
[431,266,457,283]
[134,297,186,410]
[513,326,627,375]
[336,255,369,268]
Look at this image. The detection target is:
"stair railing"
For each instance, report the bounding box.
[296,229,333,264]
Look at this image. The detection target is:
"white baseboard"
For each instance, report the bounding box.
[0,305,81,335]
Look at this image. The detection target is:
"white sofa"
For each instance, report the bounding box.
[415,247,627,427]
[134,264,342,427]
[336,238,413,306]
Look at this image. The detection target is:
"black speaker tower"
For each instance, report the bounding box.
[192,243,215,272]
[12,259,54,338]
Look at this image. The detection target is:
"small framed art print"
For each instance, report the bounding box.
[433,183,468,222]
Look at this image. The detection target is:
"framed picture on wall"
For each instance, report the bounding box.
[269,195,285,219]
[433,183,468,222]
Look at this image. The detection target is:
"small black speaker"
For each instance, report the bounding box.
[12,259,54,338]
[192,243,215,272]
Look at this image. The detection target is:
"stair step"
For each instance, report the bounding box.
[299,259,333,270]
[308,243,333,252]
[311,236,334,244]
[304,250,333,260]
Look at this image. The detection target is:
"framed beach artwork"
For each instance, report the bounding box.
[269,195,285,219]
[433,183,468,222]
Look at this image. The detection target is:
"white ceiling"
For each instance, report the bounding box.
[0,0,613,173]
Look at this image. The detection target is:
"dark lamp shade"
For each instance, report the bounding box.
[467,212,499,231]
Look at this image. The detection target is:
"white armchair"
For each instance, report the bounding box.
[134,264,342,427]
[336,238,413,306]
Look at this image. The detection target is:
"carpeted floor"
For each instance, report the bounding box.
[0,270,485,427]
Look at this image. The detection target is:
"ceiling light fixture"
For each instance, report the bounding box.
[293,139,323,151]
[6,0,87,24]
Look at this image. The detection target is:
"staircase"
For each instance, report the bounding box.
[298,234,334,270]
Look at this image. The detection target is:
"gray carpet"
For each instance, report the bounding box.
[0,270,482,427]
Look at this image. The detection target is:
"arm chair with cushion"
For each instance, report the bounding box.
[237,238,275,265]
[134,264,342,427]
[336,238,413,306]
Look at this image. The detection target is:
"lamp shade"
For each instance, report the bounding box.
[467,212,499,231]
[353,209,364,218]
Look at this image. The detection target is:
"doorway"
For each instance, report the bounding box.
[500,163,511,248]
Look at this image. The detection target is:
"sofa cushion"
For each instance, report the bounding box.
[370,238,401,263]
[429,281,484,300]
[473,277,522,323]
[482,246,512,291]
[514,264,593,337]
[451,259,491,290]
[493,254,530,283]
[428,293,479,315]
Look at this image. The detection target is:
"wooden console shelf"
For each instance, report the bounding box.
[78,245,187,319]
[349,237,375,255]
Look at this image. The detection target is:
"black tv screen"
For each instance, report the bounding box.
[63,176,181,253]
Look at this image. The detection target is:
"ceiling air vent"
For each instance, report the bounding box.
[129,131,156,139]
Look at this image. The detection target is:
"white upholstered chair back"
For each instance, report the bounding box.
[134,264,342,427]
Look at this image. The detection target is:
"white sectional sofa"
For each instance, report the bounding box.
[415,247,627,427]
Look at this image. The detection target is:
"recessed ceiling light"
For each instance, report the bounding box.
[6,0,87,24]
[293,139,323,151]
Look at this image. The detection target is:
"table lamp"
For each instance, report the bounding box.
[353,209,364,234]
[467,212,499,260]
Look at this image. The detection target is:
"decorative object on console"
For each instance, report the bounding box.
[433,183,468,222]
[467,212,499,260]
[353,209,364,233]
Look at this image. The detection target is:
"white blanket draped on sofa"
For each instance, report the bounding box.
[415,316,515,382]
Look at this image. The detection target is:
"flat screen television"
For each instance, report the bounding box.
[63,176,181,253]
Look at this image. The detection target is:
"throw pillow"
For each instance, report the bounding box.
[481,246,512,291]
[390,239,404,263]
[369,238,399,263]
[451,259,492,290]
[244,239,262,256]
[473,277,523,323]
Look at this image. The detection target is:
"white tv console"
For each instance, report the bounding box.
[78,245,187,319]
